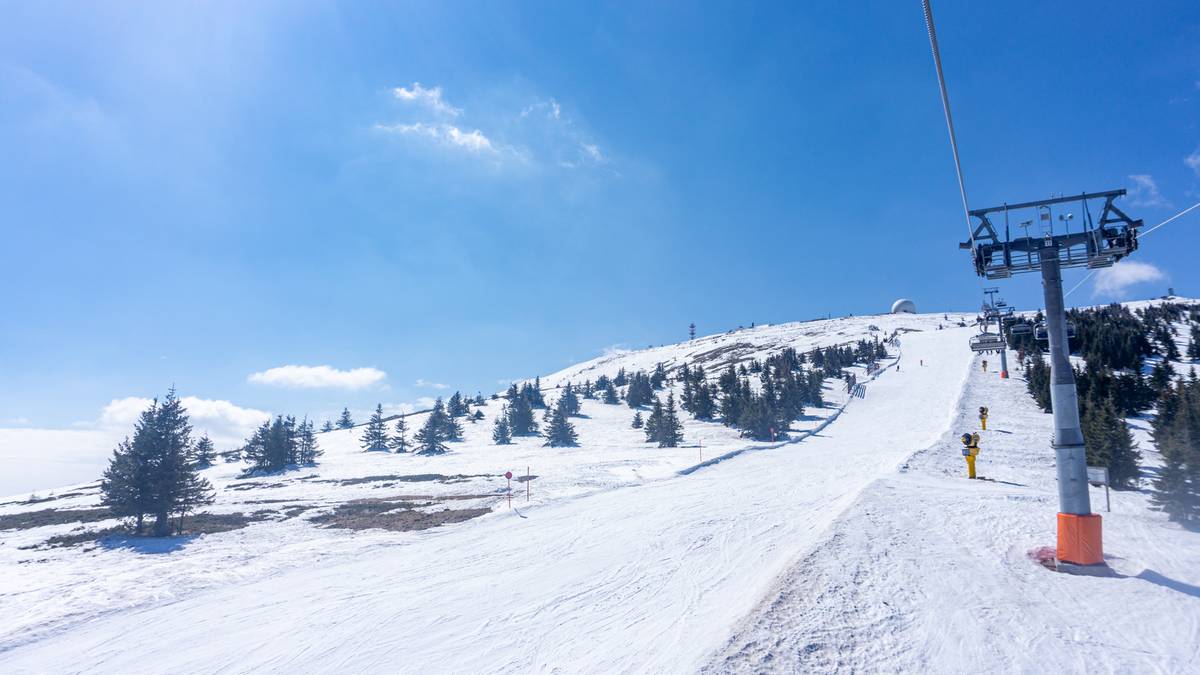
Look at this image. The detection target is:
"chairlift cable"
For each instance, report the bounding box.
[921,0,975,250]
[1063,201,1200,298]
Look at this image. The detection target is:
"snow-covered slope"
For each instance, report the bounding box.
[708,351,1200,673]
[2,307,1197,673]
[1,321,978,673]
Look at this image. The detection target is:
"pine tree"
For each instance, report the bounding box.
[657,393,684,448]
[447,391,468,417]
[471,409,485,423]
[508,394,538,436]
[631,411,643,429]
[1189,324,1200,360]
[415,402,450,455]
[543,397,578,447]
[390,416,411,453]
[559,382,581,416]
[603,381,620,404]
[644,397,663,443]
[297,418,322,464]
[320,420,334,433]
[337,407,354,429]
[692,383,716,420]
[1081,392,1141,489]
[492,412,513,445]
[100,389,214,536]
[193,434,216,468]
[360,404,390,452]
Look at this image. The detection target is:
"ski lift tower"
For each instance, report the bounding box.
[979,287,1013,378]
[960,189,1142,567]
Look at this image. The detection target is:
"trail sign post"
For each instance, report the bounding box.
[1087,466,1111,513]
[505,471,513,509]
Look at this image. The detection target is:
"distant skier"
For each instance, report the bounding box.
[981,359,988,372]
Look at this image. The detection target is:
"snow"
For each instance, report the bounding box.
[707,349,1200,672]
[2,309,1197,673]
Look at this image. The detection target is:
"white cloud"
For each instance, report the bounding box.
[1127,174,1170,208]
[1186,147,1200,177]
[392,82,462,117]
[100,396,271,449]
[248,365,387,390]
[1092,260,1167,298]
[414,379,449,390]
[375,122,496,154]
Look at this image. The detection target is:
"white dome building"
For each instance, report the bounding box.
[891,298,917,314]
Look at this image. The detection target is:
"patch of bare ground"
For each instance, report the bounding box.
[18,511,274,550]
[315,473,494,486]
[310,495,491,532]
[0,508,114,531]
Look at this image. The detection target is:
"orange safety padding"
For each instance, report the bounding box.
[1057,512,1103,565]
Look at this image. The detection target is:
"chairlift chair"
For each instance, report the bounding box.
[969,332,1006,353]
[1009,322,1033,337]
[1034,321,1076,341]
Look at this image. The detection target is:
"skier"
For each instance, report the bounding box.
[981,359,988,372]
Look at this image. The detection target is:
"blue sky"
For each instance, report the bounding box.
[1,1,1199,465]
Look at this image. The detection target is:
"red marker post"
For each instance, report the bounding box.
[505,471,512,509]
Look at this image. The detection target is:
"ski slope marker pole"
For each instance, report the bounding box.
[505,470,512,509]
[526,466,530,502]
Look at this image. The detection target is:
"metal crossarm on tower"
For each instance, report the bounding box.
[960,190,1143,280]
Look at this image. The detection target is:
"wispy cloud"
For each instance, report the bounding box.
[392,82,462,117]
[521,98,562,120]
[1127,174,1171,208]
[1186,147,1200,177]
[248,365,387,390]
[414,378,449,390]
[1093,260,1167,298]
[375,122,496,153]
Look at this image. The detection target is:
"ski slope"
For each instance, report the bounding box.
[708,350,1200,672]
[1,324,976,672]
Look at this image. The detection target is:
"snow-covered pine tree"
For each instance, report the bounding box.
[471,409,485,423]
[320,420,334,433]
[390,416,411,453]
[337,407,354,429]
[492,411,513,445]
[1189,324,1200,360]
[631,411,643,428]
[543,397,578,447]
[360,404,390,452]
[193,434,216,468]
